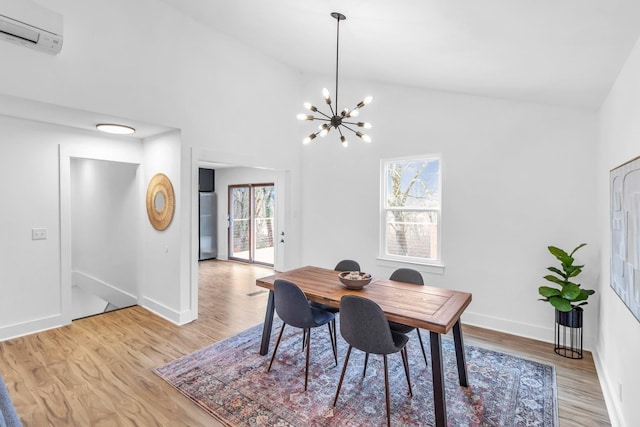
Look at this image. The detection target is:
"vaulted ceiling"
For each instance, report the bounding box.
[159,0,640,110]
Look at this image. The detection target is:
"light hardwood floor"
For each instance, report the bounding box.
[0,260,610,426]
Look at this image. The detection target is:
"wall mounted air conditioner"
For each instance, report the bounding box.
[0,0,63,54]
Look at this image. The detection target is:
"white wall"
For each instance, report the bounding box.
[596,36,640,427]
[0,0,302,168]
[0,0,302,337]
[300,74,600,348]
[0,115,144,339]
[0,116,63,335]
[139,131,188,322]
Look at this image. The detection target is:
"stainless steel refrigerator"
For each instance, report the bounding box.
[199,192,217,260]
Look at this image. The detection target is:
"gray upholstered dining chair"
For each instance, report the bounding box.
[333,295,412,427]
[387,268,428,368]
[267,279,338,391]
[308,259,361,349]
[334,259,361,272]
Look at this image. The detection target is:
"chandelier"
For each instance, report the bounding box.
[297,12,372,148]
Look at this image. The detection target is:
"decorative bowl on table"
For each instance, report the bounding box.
[338,271,372,290]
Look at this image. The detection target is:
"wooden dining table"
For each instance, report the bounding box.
[256,265,473,427]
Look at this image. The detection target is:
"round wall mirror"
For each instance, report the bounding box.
[146,173,175,231]
[154,192,165,212]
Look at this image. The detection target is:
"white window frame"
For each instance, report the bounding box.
[378,154,444,272]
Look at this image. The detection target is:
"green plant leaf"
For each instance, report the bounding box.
[547,266,565,277]
[560,256,574,266]
[569,266,582,277]
[569,243,587,257]
[561,283,581,300]
[539,286,561,298]
[574,289,596,301]
[539,243,593,309]
[548,246,568,259]
[549,296,573,312]
[563,265,584,277]
[543,275,565,285]
[549,246,574,265]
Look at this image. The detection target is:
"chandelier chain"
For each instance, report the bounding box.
[335,16,340,113]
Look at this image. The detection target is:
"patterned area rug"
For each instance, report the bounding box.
[154,320,557,426]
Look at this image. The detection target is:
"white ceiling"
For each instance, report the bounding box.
[159,0,640,110]
[0,94,173,140]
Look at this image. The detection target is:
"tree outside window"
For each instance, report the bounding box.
[381,156,441,263]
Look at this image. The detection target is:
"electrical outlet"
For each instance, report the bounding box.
[32,228,47,240]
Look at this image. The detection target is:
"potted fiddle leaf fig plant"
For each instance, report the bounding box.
[538,243,595,328]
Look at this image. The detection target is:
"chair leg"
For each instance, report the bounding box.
[302,329,307,350]
[383,354,391,427]
[327,322,337,367]
[416,329,428,368]
[363,352,370,377]
[333,345,353,407]
[268,323,286,372]
[304,328,311,391]
[332,318,337,351]
[400,347,413,397]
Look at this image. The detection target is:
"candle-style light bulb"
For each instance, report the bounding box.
[356,96,373,109]
[322,88,332,104]
[303,133,317,144]
[356,131,372,143]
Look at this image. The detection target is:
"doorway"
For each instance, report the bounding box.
[228,183,275,265]
[69,157,139,319]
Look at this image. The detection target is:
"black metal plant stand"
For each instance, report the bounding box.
[554,307,583,359]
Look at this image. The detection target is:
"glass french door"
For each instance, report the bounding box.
[228,183,275,265]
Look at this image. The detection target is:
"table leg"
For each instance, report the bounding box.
[259,290,275,355]
[453,319,469,387]
[429,331,446,427]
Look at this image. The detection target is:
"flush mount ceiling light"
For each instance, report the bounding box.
[96,123,136,135]
[297,12,372,148]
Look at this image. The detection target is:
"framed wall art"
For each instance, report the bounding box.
[610,155,640,322]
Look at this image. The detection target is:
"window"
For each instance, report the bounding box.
[380,155,441,265]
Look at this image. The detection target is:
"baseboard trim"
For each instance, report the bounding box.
[0,314,66,342]
[593,348,624,427]
[461,310,595,352]
[139,296,196,325]
[72,271,137,308]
